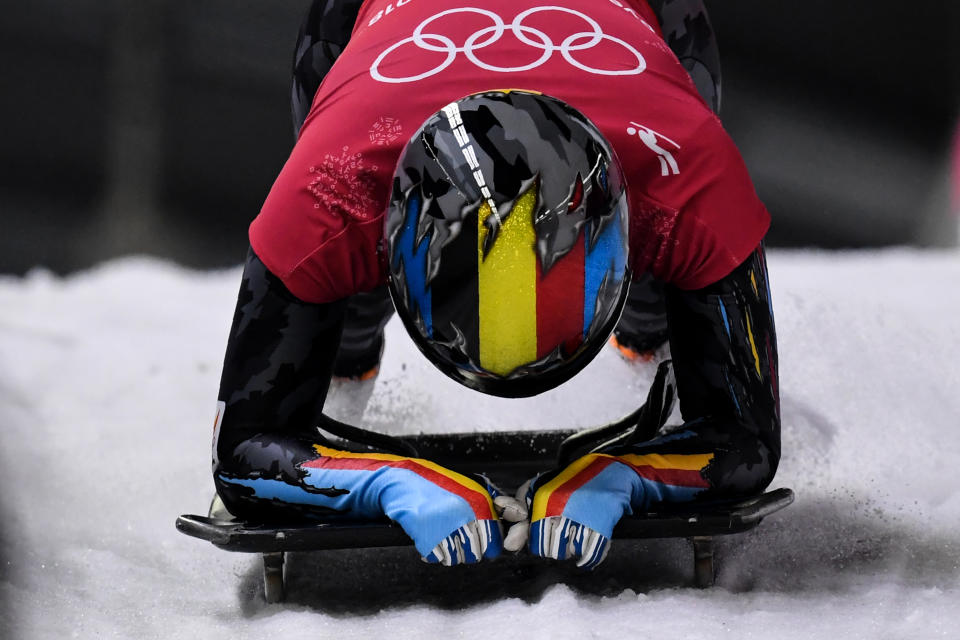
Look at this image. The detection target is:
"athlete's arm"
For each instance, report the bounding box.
[617,243,780,495]
[211,249,504,563]
[291,0,365,134]
[525,246,779,567]
[212,248,346,514]
[646,0,722,112]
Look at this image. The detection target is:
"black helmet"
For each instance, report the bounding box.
[385,90,630,397]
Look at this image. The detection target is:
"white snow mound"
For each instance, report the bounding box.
[1,249,958,639]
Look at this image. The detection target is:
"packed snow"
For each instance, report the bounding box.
[1,248,958,639]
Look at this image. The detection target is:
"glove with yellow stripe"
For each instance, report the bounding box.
[421,474,528,565]
[220,444,517,565]
[298,447,536,566]
[509,448,715,569]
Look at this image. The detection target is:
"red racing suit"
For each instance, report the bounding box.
[250,0,769,303]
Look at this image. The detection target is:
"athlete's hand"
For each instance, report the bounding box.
[421,519,502,566]
[518,455,644,569]
[298,446,504,565]
[417,475,525,565]
[498,478,535,554]
[419,473,524,566]
[529,515,611,570]
[491,472,612,569]
[490,479,529,553]
[523,447,713,568]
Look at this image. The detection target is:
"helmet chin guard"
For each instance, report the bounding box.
[386,90,630,398]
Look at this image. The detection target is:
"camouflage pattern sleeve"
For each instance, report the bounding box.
[657,243,780,498]
[209,250,503,566]
[645,0,722,112]
[530,245,780,528]
[212,248,347,520]
[291,0,365,135]
[623,244,779,500]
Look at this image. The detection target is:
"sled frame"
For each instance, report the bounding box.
[177,428,793,602]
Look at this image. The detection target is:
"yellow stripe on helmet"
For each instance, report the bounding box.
[477,185,539,375]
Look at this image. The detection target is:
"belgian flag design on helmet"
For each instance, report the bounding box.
[386,90,630,397]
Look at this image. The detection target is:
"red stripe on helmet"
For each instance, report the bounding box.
[536,231,585,359]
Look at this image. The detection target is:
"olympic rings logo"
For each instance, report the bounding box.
[369,6,647,83]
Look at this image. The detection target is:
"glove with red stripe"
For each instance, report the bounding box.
[421,475,527,565]
[221,444,530,566]
[298,447,528,566]
[507,449,714,569]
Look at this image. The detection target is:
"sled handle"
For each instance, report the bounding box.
[557,360,676,466]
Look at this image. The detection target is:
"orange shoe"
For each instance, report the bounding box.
[332,336,384,382]
[609,335,656,363]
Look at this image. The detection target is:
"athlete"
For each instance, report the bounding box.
[211,0,780,568]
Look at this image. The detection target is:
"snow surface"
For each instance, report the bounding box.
[1,249,959,639]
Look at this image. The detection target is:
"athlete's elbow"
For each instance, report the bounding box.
[705,428,779,499]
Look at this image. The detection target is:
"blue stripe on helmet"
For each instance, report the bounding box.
[395,190,433,337]
[583,211,626,337]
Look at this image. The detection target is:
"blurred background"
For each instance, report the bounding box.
[1,0,958,275]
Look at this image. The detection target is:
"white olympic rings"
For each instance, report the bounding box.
[369,6,647,83]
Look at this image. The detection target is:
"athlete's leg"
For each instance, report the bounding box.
[333,285,395,379]
[611,273,669,359]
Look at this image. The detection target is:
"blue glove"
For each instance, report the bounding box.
[530,515,611,570]
[527,458,620,569]
[422,474,529,565]
[421,520,501,565]
[521,450,714,569]
[218,445,505,565]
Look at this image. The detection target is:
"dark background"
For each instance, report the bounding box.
[2,0,958,275]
